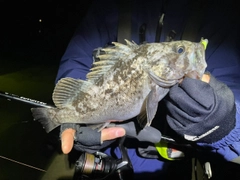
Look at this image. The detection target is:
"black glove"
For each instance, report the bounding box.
[61,123,110,153]
[61,121,162,153]
[165,73,236,143]
[111,121,162,143]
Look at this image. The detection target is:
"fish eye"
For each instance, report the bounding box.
[176,46,185,54]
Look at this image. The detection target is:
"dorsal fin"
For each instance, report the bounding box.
[86,68,112,81]
[87,40,138,82]
[123,39,138,49]
[53,77,93,108]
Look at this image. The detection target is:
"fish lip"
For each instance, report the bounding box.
[197,42,207,73]
[187,42,207,79]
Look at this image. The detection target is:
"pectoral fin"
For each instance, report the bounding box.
[137,86,169,128]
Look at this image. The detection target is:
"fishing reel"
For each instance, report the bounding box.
[73,137,134,180]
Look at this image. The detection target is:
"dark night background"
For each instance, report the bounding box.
[0,1,93,179]
[0,1,93,71]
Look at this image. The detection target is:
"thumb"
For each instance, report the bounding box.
[61,128,76,154]
[101,127,126,142]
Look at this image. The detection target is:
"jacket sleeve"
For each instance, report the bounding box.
[55,0,118,83]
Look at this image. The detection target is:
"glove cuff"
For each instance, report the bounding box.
[60,123,78,139]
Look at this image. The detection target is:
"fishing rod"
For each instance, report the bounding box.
[0,90,52,173]
[0,90,54,108]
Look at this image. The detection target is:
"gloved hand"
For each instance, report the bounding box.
[60,121,162,154]
[165,73,236,143]
[109,121,162,142]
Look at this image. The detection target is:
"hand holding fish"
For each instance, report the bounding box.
[61,126,126,154]
[60,74,210,154]
[31,39,211,153]
[60,121,162,154]
[165,73,236,143]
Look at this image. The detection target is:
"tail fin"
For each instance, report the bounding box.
[31,107,60,133]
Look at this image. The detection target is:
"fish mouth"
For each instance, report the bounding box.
[186,41,207,80]
[196,42,207,79]
[199,38,208,75]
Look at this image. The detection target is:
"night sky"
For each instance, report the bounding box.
[0,1,93,66]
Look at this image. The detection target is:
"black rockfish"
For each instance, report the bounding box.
[32,39,208,133]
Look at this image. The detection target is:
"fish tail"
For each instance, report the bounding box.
[31,107,60,133]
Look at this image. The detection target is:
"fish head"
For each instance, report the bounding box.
[148,39,208,81]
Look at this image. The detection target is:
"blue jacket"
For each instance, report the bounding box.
[55,0,240,177]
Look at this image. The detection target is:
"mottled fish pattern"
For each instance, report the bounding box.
[31,39,207,133]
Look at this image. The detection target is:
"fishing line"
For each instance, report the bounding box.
[0,155,46,172]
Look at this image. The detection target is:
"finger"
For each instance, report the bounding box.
[61,128,76,154]
[118,122,162,143]
[201,73,210,83]
[101,127,126,142]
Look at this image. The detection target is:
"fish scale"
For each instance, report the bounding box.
[31,39,208,133]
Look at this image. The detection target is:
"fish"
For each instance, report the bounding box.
[31,39,208,133]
